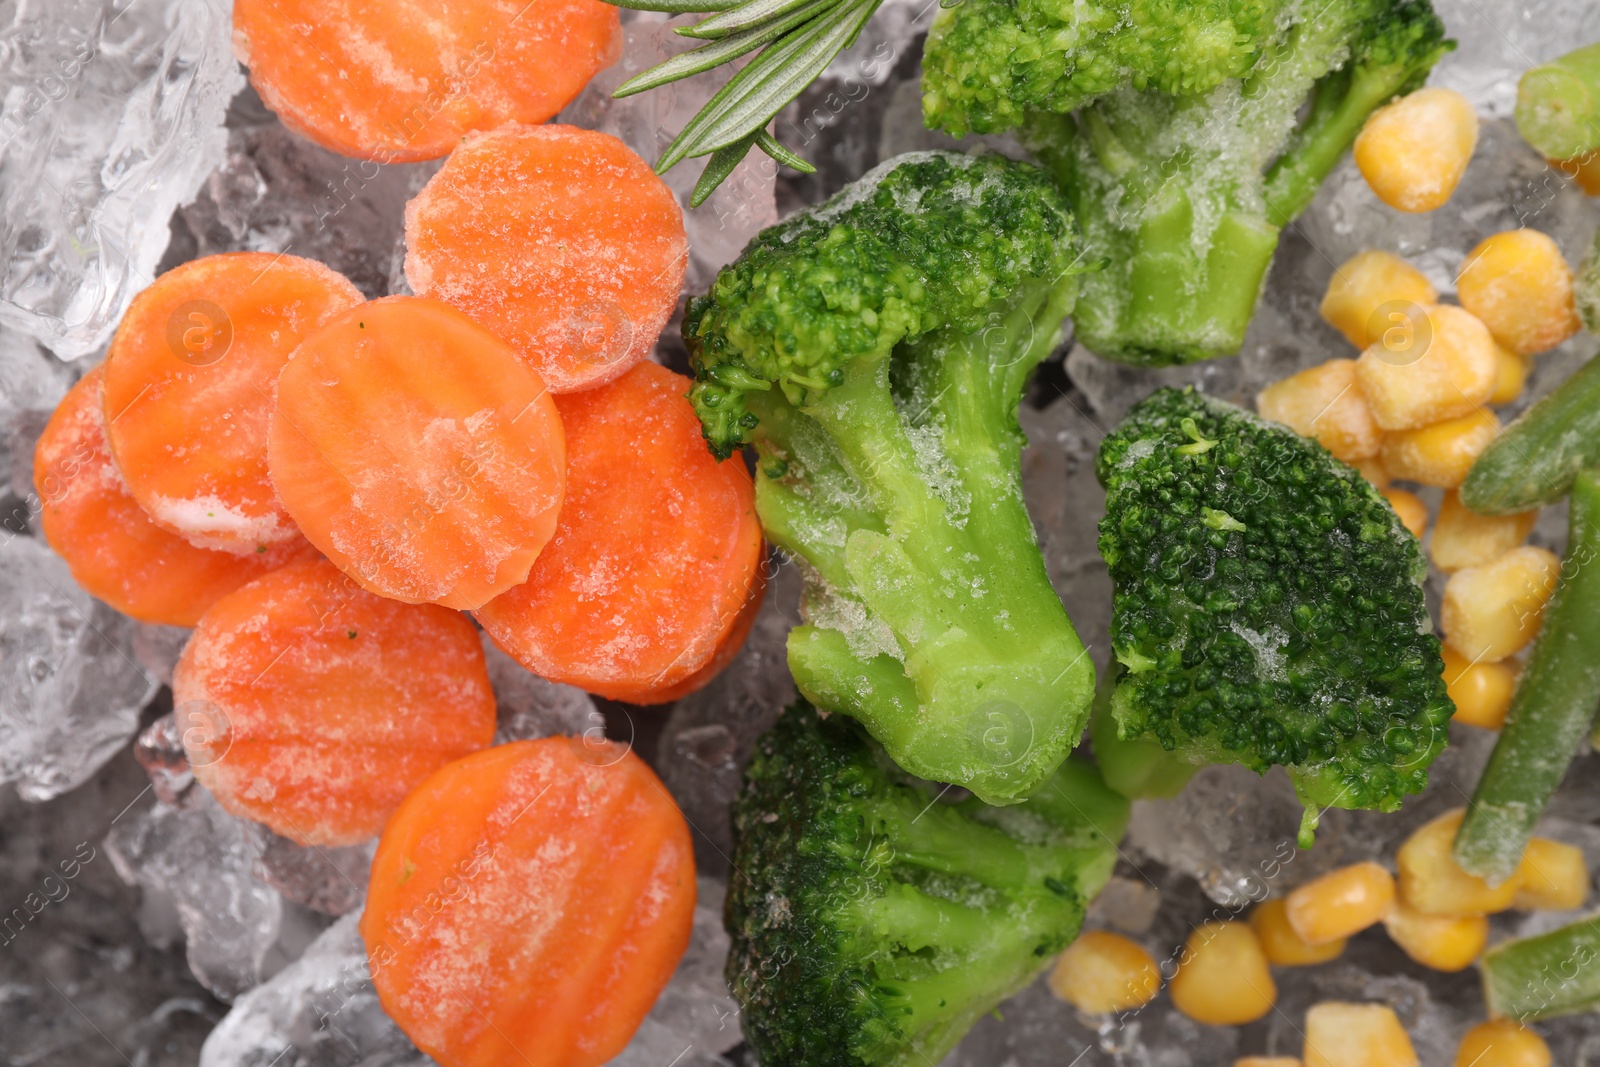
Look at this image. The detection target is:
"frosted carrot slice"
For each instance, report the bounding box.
[604,568,767,706]
[233,0,620,163]
[102,252,363,556]
[405,125,687,393]
[269,296,566,611]
[363,738,694,1067]
[173,558,496,846]
[477,361,761,699]
[34,368,315,627]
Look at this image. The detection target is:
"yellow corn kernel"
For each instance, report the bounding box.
[1431,491,1538,573]
[1440,546,1561,663]
[1355,455,1391,488]
[1381,409,1501,488]
[1555,151,1600,196]
[1458,230,1583,355]
[1354,88,1479,213]
[1440,646,1517,730]
[1048,930,1161,1013]
[1321,251,1440,349]
[1382,899,1488,971]
[1490,344,1530,404]
[1355,304,1498,431]
[1285,862,1396,945]
[1303,1002,1419,1067]
[1512,838,1590,911]
[1258,359,1383,462]
[1170,921,1277,1026]
[1383,488,1429,539]
[1250,899,1347,966]
[1397,808,1521,916]
[1455,1019,1552,1067]
[1237,1060,1303,1067]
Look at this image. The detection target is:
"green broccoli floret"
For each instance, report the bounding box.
[1095,388,1453,840]
[685,151,1095,805]
[727,699,1129,1067]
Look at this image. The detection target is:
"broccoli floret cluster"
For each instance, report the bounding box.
[726,699,1128,1067]
[1095,388,1453,826]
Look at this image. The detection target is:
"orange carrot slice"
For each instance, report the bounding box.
[405,124,687,393]
[476,361,761,699]
[233,0,620,162]
[269,296,566,611]
[102,252,363,556]
[362,737,694,1067]
[34,367,315,627]
[173,558,496,846]
[605,567,767,705]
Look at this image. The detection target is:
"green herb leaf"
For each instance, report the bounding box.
[606,0,739,12]
[677,0,824,39]
[614,0,840,98]
[756,129,815,172]
[691,132,760,206]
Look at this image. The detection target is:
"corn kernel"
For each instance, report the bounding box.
[1355,304,1498,431]
[1303,1002,1419,1067]
[1354,88,1479,213]
[1321,251,1440,349]
[1440,646,1517,730]
[1555,151,1600,196]
[1383,488,1429,539]
[1170,921,1277,1026]
[1455,1018,1552,1067]
[1048,930,1161,1013]
[1285,862,1396,945]
[1458,230,1582,355]
[1258,359,1383,462]
[1512,838,1590,911]
[1237,1060,1303,1067]
[1250,899,1347,966]
[1397,808,1521,916]
[1355,455,1391,488]
[1381,409,1500,488]
[1382,899,1488,971]
[1490,344,1530,404]
[1440,546,1560,663]
[1431,491,1538,573]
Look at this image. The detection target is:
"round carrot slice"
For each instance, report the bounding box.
[233,0,620,163]
[404,124,687,393]
[476,361,761,698]
[604,567,767,705]
[173,558,496,846]
[102,252,363,556]
[34,368,315,627]
[362,737,694,1067]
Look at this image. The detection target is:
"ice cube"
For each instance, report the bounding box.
[0,0,242,359]
[481,633,599,744]
[132,622,190,688]
[0,324,74,498]
[134,711,195,806]
[0,534,156,801]
[251,827,373,919]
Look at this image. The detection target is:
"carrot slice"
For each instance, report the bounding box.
[476,361,761,698]
[604,567,767,705]
[362,737,694,1067]
[173,558,496,846]
[233,0,620,162]
[405,125,687,393]
[34,367,315,627]
[102,252,363,556]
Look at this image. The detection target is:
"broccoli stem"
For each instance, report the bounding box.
[1482,913,1600,1022]
[1454,468,1600,883]
[1088,679,1198,800]
[1516,42,1600,161]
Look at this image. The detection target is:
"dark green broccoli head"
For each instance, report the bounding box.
[1095,388,1453,819]
[727,700,1128,1067]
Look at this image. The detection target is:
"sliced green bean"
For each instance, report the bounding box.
[1461,355,1600,514]
[1482,913,1600,1021]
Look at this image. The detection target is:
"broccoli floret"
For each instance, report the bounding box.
[1095,388,1453,838]
[727,699,1129,1067]
[686,151,1095,805]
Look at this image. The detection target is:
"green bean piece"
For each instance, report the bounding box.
[1482,913,1600,1021]
[1461,355,1600,514]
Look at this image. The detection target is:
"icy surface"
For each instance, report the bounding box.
[250,827,372,919]
[481,633,598,744]
[0,0,242,359]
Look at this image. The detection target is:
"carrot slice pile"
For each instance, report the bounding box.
[405,124,687,393]
[362,737,694,1067]
[476,361,761,699]
[34,368,315,627]
[269,296,566,610]
[233,0,620,162]
[173,558,496,846]
[102,252,363,556]
[608,567,767,705]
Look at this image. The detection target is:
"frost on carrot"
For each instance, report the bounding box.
[362,737,695,1067]
[34,368,315,627]
[102,252,363,556]
[173,558,496,846]
[405,124,687,393]
[477,361,762,700]
[269,296,566,611]
[606,565,768,706]
[233,0,621,162]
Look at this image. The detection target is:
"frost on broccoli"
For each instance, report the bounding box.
[726,699,1128,1067]
[685,151,1094,806]
[1095,388,1453,837]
